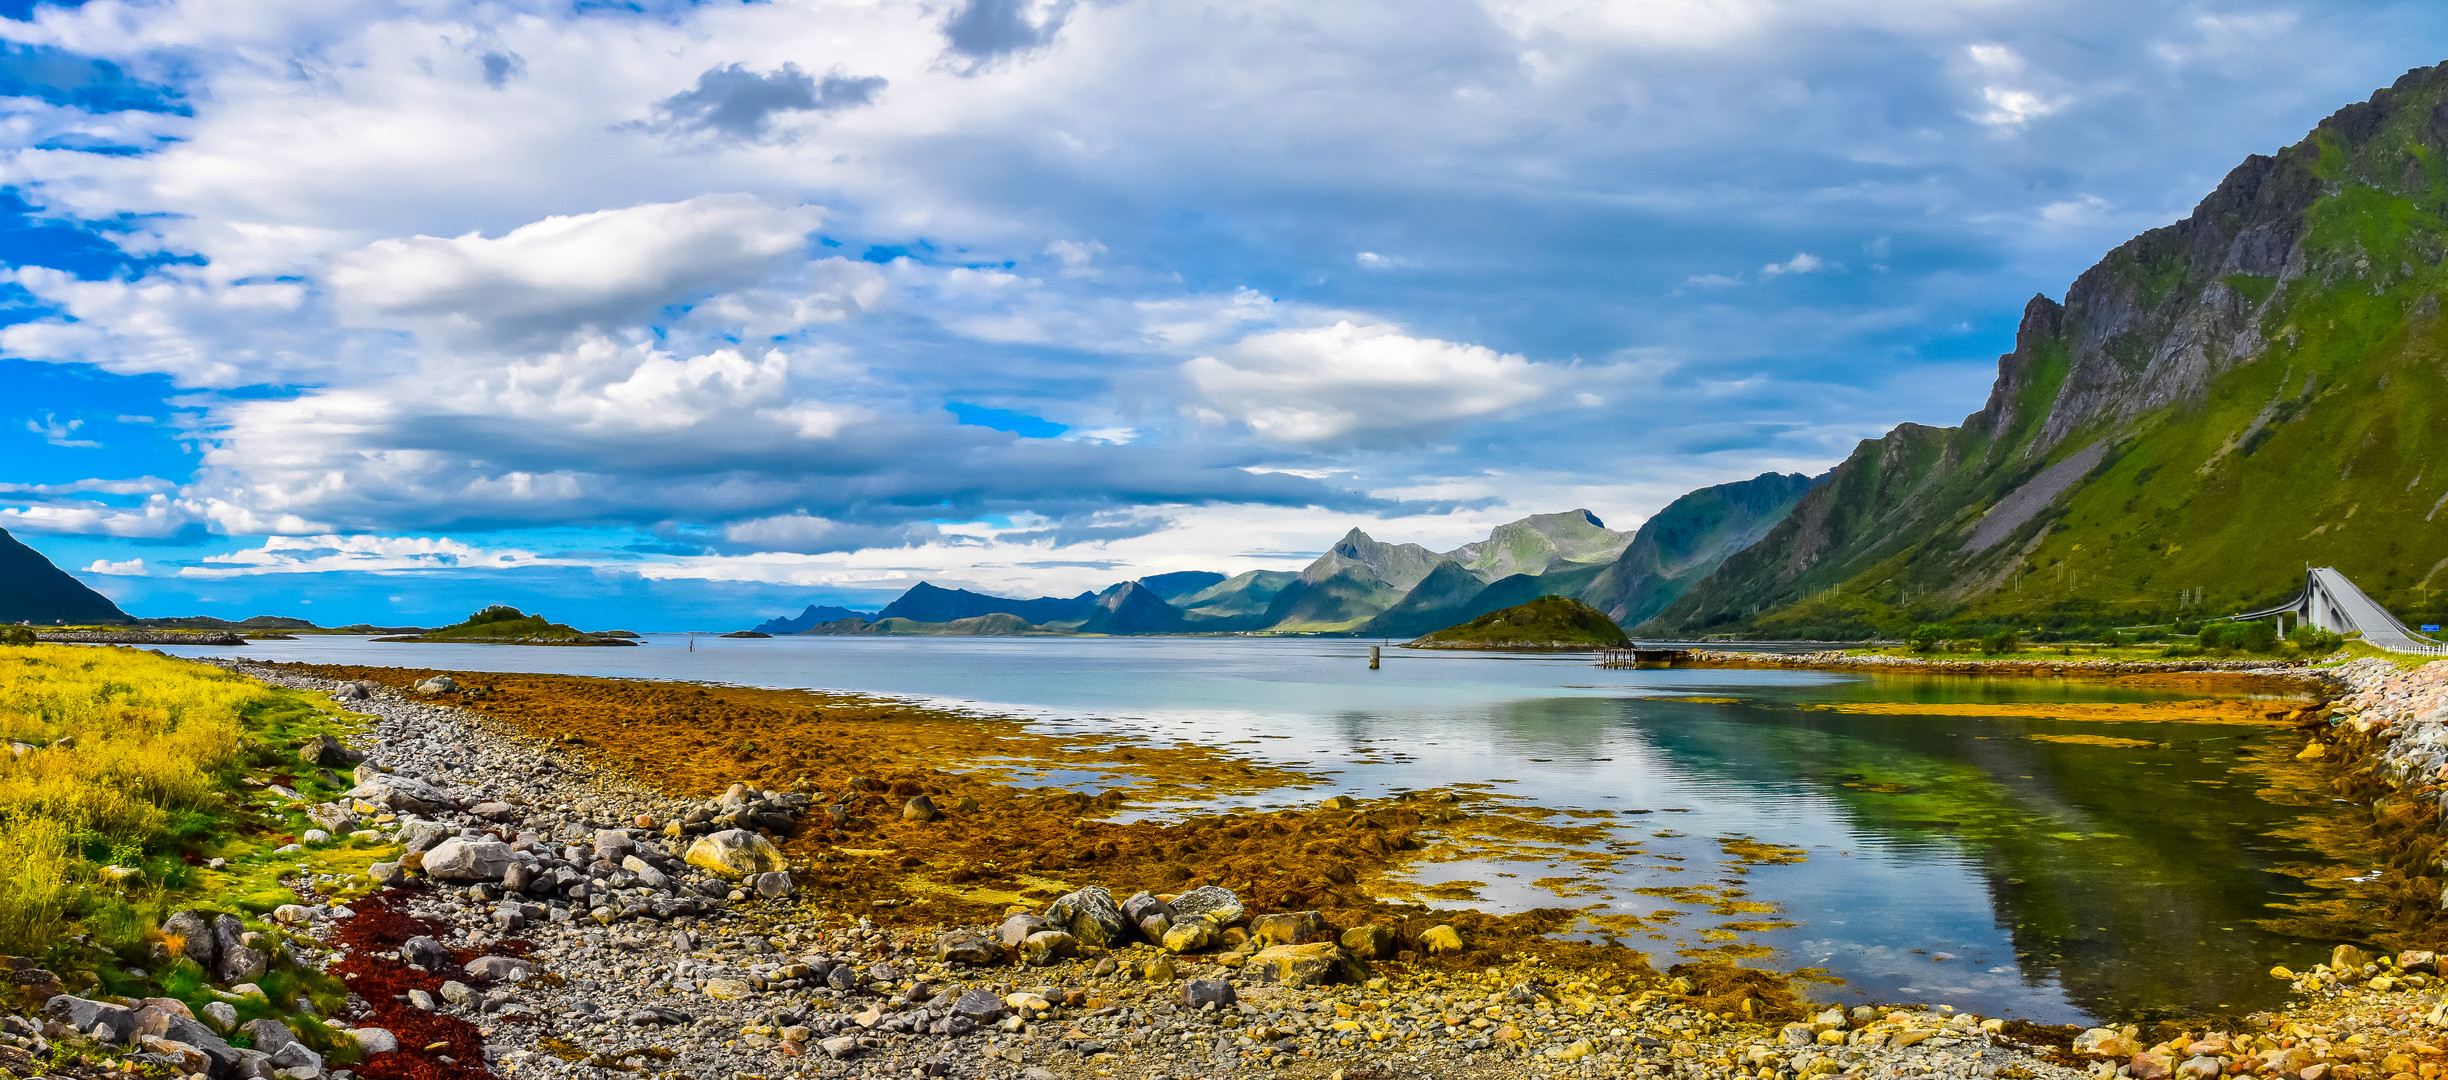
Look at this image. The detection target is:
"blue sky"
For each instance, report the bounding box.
[2,0,2445,629]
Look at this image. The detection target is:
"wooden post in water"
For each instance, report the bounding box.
[1369,645,1380,670]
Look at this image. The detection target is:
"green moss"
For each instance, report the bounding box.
[2225,274,2277,306]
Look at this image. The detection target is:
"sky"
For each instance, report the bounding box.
[2,0,2445,630]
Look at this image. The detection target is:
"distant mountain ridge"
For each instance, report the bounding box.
[751,604,877,635]
[743,494,1813,639]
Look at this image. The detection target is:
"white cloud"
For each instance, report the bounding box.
[2040,195,2110,226]
[1683,273,1743,288]
[0,478,176,497]
[1964,44,2069,129]
[26,413,101,448]
[1183,321,1559,445]
[84,558,147,576]
[1759,252,1824,278]
[180,534,567,578]
[329,195,821,348]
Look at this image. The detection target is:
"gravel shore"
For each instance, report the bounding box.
[27,655,2448,1080]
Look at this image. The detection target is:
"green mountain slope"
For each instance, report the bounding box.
[1077,581,1196,634]
[1176,569,1300,618]
[1361,563,1609,638]
[1448,509,1631,580]
[0,527,130,625]
[1648,64,2448,639]
[1408,595,1630,649]
[1580,472,1822,626]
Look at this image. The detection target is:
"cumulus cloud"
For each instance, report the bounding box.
[1183,322,1560,446]
[1759,253,1824,278]
[328,195,822,349]
[181,534,564,577]
[84,558,146,575]
[942,0,1076,69]
[653,63,887,138]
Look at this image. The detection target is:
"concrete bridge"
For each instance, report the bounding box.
[2231,566,2445,655]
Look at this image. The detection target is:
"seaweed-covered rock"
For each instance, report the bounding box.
[1244,942,1369,988]
[684,829,786,879]
[1044,885,1127,948]
[1166,886,1244,927]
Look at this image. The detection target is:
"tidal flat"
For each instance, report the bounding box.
[245,640,2368,1029]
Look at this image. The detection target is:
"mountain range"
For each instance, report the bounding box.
[747,476,1821,638]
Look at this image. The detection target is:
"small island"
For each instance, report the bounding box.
[376,604,639,646]
[1405,594,1631,649]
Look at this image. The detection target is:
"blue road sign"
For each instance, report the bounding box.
[2425,625,2442,633]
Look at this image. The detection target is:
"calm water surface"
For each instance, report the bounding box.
[156,634,2336,1026]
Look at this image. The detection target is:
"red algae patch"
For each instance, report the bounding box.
[330,885,502,1080]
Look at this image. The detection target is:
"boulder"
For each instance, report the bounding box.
[43,995,136,1041]
[213,915,268,983]
[1250,910,1331,947]
[933,930,1000,966]
[306,803,359,833]
[347,776,455,815]
[2331,944,2372,971]
[1021,930,1077,966]
[620,855,670,890]
[753,871,794,899]
[902,796,939,822]
[1244,943,1369,988]
[952,988,1011,1024]
[1181,979,1237,1008]
[349,1028,399,1054]
[998,914,1051,949]
[683,829,786,879]
[1161,917,1218,954]
[200,1001,238,1033]
[301,734,365,768]
[593,829,640,864]
[1339,924,1396,960]
[399,936,451,972]
[396,820,455,854]
[1419,924,1464,954]
[421,839,516,882]
[242,1018,299,1055]
[161,909,219,970]
[269,1040,323,1075]
[2073,1029,2139,1058]
[1044,886,1128,949]
[413,676,456,695]
[367,861,406,886]
[1166,886,1245,927]
[2401,950,2439,974]
[465,955,540,980]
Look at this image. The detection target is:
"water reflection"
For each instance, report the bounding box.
[152,636,2336,1025]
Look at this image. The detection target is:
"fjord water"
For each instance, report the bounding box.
[164,634,2331,1025]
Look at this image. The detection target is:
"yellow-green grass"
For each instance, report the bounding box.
[0,643,393,1031]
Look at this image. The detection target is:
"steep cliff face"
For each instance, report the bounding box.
[0,528,130,625]
[1579,472,1821,625]
[1649,63,2448,637]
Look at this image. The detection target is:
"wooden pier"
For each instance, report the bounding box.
[1597,648,1693,667]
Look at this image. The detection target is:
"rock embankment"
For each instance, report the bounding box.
[1684,649,2322,677]
[33,630,252,645]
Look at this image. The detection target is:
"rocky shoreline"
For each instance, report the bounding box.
[17,655,2448,1080]
[1679,648,2327,678]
